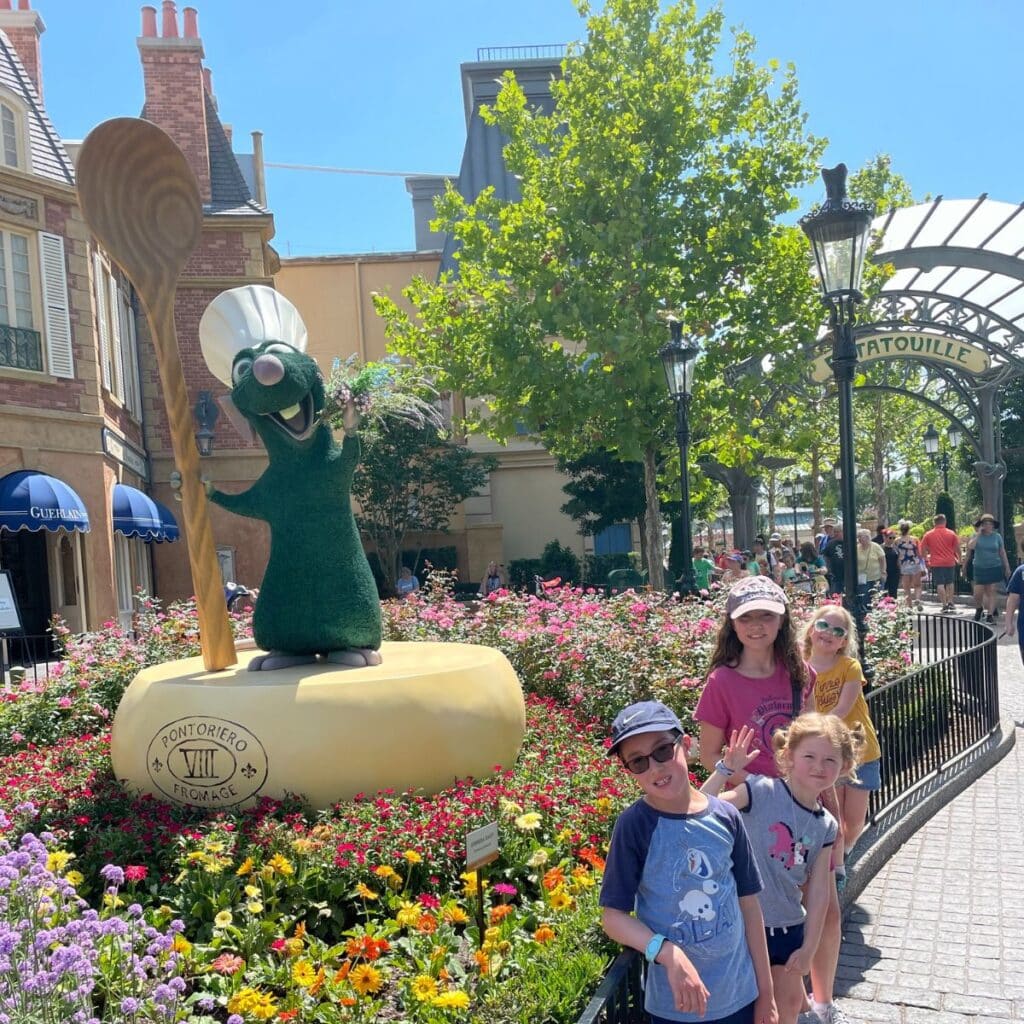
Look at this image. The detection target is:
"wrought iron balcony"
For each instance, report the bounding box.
[0,323,43,372]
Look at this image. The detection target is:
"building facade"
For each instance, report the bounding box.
[0,1,275,643]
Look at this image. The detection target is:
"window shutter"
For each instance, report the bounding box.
[120,294,142,419]
[38,232,73,379]
[93,252,111,390]
[107,272,125,398]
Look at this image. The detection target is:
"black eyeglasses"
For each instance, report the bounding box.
[622,737,681,775]
[813,619,847,639]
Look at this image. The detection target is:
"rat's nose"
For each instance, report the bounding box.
[252,353,284,386]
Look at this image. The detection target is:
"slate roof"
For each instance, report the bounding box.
[0,29,75,187]
[137,91,268,217]
[439,58,560,275]
[202,90,266,216]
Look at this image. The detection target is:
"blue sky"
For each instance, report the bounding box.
[38,1,1023,258]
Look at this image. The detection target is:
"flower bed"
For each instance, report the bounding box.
[0,585,912,1021]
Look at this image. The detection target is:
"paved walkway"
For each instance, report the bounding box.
[832,623,1023,1023]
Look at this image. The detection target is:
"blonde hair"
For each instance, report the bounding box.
[799,603,859,659]
[773,712,866,782]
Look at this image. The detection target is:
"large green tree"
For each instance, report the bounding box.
[375,0,824,588]
[353,423,496,596]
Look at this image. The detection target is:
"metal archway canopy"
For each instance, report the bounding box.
[867,197,1024,382]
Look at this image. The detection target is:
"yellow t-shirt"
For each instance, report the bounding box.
[813,655,882,764]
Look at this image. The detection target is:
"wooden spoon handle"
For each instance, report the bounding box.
[146,296,237,670]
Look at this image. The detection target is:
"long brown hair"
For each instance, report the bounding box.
[706,610,810,694]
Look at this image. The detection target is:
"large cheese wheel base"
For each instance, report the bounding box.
[111,641,526,810]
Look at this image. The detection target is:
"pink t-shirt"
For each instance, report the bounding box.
[695,660,812,777]
[920,527,960,568]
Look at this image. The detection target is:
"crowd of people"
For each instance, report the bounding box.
[700,511,1013,622]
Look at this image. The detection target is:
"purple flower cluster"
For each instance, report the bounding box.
[0,833,188,1022]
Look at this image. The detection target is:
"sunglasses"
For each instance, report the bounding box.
[622,736,681,775]
[813,619,848,639]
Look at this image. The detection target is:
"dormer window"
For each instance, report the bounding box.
[1,103,19,168]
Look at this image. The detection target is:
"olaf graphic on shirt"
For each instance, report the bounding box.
[670,847,736,953]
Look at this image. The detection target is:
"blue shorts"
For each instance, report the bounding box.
[765,922,805,967]
[652,1002,755,1024]
[841,757,881,791]
[931,566,955,585]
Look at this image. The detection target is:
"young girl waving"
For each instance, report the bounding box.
[695,576,811,783]
[701,715,863,1024]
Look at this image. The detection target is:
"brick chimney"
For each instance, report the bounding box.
[137,2,211,201]
[0,1,46,100]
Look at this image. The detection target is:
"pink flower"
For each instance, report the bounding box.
[210,953,245,974]
[124,865,148,882]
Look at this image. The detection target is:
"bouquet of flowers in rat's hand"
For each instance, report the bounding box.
[323,354,446,439]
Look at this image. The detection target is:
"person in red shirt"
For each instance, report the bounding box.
[920,514,962,613]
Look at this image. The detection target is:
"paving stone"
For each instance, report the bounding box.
[943,993,1015,1016]
[837,998,903,1021]
[903,1007,973,1024]
[881,987,943,1009]
[834,980,879,1000]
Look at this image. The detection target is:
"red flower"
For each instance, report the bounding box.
[124,865,148,882]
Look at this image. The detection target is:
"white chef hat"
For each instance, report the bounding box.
[199,285,308,385]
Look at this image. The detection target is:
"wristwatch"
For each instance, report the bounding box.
[644,933,666,964]
[714,759,735,777]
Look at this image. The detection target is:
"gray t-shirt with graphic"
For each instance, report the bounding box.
[740,775,837,928]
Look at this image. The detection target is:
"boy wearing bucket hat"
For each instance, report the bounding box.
[600,700,776,1024]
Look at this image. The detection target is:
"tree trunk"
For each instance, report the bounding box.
[810,445,822,536]
[642,445,665,591]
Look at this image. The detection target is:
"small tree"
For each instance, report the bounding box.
[353,422,496,596]
[935,492,956,531]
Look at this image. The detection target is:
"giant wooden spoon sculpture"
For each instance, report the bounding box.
[76,118,236,671]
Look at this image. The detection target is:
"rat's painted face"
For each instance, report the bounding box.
[230,341,325,443]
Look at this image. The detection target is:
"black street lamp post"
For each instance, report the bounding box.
[660,319,701,596]
[800,165,874,615]
[923,422,963,493]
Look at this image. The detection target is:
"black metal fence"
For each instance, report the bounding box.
[576,951,646,1024]
[1,633,61,689]
[580,610,1000,1023]
[866,612,998,821]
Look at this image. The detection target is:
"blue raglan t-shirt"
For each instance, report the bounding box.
[599,794,763,1022]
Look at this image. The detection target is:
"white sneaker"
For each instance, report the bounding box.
[815,1004,851,1024]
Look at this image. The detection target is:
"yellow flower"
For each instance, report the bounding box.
[411,975,438,1001]
[235,857,254,876]
[431,990,470,1009]
[202,858,226,876]
[64,870,84,887]
[46,850,74,873]
[350,964,383,995]
[548,887,573,911]
[526,849,549,868]
[373,865,399,880]
[396,900,423,928]
[172,934,193,956]
[291,959,317,988]
[555,828,573,843]
[285,936,304,957]
[402,849,422,864]
[499,798,523,817]
[484,926,500,944]
[442,905,469,925]
[595,796,613,813]
[186,851,209,866]
[267,854,294,877]
[102,892,123,910]
[214,910,234,929]
[291,837,315,855]
[514,812,542,831]
[246,900,264,914]
[204,840,225,854]
[355,882,379,901]
[227,987,278,1020]
[460,871,488,897]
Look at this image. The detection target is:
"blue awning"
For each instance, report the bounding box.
[153,498,180,543]
[113,484,178,542]
[0,470,91,533]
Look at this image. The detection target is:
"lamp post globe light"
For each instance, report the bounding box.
[800,164,874,614]
[923,422,962,493]
[660,318,701,595]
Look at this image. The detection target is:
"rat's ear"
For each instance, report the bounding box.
[219,393,255,444]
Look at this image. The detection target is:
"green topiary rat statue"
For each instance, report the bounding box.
[198,286,382,671]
